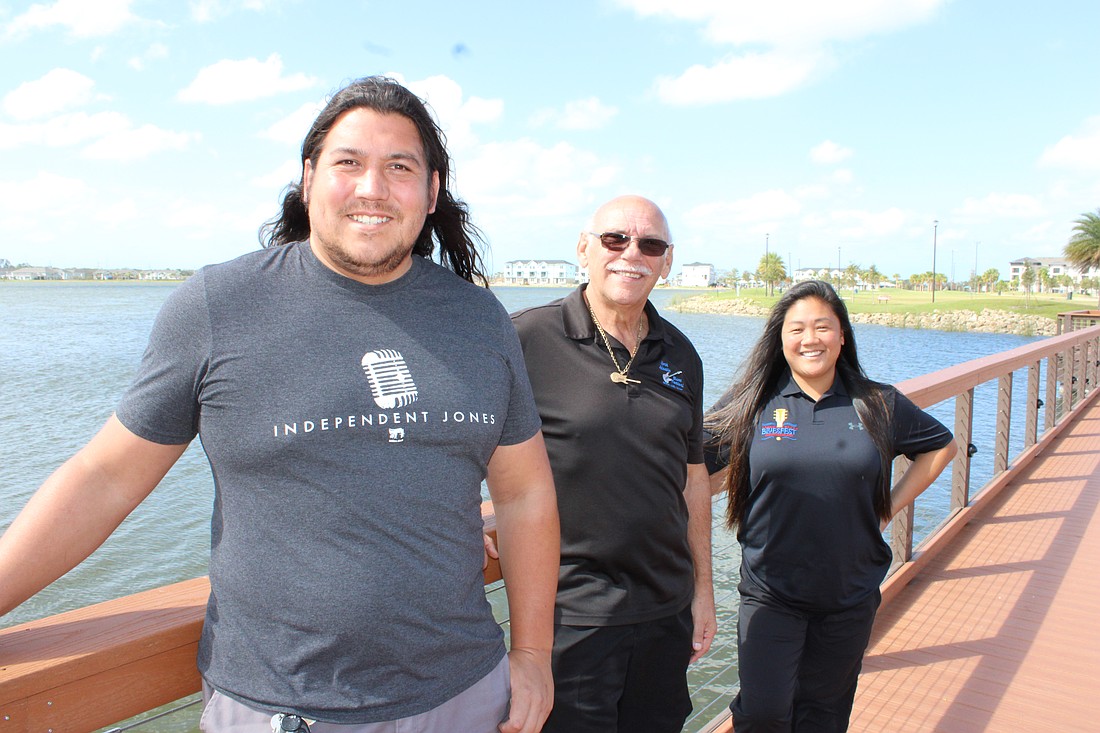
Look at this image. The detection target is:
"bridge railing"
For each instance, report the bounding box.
[4,323,1100,733]
[880,321,1100,603]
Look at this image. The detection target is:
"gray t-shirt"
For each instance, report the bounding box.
[116,243,541,723]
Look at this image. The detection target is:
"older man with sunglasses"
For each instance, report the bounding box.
[509,195,716,732]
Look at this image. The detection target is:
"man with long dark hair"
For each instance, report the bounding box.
[0,76,559,733]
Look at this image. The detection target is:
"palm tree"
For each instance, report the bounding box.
[757,253,785,296]
[1064,209,1100,305]
[982,268,1000,293]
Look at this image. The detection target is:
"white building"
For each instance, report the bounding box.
[502,259,578,285]
[1009,256,1100,289]
[680,262,716,287]
[792,267,842,283]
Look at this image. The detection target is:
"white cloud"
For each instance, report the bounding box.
[96,198,140,226]
[1038,117,1100,171]
[687,190,803,224]
[530,97,619,130]
[177,54,319,105]
[616,0,943,47]
[259,100,325,144]
[190,0,276,22]
[830,207,907,237]
[251,158,302,190]
[82,124,198,161]
[128,42,169,71]
[0,172,92,239]
[3,0,139,39]
[654,50,828,104]
[811,140,853,165]
[461,139,607,200]
[0,110,194,160]
[407,75,504,152]
[3,69,97,121]
[625,0,944,105]
[831,168,854,184]
[163,197,264,239]
[955,193,1046,218]
[0,111,130,149]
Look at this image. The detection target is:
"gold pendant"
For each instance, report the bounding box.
[610,372,639,384]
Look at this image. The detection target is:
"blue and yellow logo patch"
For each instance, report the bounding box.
[760,408,798,441]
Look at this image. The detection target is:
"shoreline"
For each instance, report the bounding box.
[670,294,1057,337]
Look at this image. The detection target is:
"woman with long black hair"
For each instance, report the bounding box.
[706,280,957,732]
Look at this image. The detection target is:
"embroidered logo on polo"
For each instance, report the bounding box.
[361,349,419,409]
[760,408,798,441]
[849,421,864,431]
[659,360,685,391]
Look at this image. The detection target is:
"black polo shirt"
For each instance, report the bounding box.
[709,372,952,611]
[511,285,704,626]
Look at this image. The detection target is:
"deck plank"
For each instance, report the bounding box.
[851,403,1100,731]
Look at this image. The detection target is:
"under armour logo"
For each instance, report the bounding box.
[848,422,864,431]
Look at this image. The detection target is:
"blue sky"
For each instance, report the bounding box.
[2,0,1098,281]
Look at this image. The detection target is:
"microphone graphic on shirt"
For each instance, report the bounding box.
[361,349,419,409]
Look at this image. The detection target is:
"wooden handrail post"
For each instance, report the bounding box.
[952,388,974,511]
[889,455,914,566]
[1045,353,1058,430]
[995,373,1012,475]
[1026,361,1040,448]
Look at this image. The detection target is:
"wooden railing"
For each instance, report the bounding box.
[4,322,1100,733]
[0,517,504,733]
[1056,308,1100,334]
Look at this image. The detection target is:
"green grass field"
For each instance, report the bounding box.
[674,287,1099,321]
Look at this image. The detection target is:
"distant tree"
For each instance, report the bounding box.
[1037,266,1050,293]
[726,268,740,288]
[1021,267,1036,306]
[981,268,1000,293]
[1064,209,1100,305]
[757,253,786,296]
[995,279,1009,295]
[863,264,885,289]
[838,263,856,289]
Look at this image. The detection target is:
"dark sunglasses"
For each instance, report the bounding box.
[588,231,670,257]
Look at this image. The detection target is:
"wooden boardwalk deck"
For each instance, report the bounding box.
[851,397,1100,731]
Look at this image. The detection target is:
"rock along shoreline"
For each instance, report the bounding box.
[669,295,1057,337]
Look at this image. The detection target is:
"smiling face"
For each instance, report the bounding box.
[302,107,440,285]
[781,296,845,399]
[578,196,673,313]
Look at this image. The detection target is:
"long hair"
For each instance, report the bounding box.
[706,280,895,529]
[258,76,489,286]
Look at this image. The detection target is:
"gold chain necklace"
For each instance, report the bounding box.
[586,299,645,385]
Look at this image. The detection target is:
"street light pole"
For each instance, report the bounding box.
[932,220,939,302]
[765,232,770,296]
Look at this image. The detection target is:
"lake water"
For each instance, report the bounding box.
[0,281,1042,730]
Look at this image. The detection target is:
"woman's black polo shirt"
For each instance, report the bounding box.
[710,372,952,611]
[511,285,705,625]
